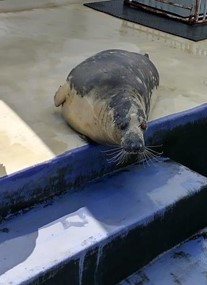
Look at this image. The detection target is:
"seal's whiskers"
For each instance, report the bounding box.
[137,145,163,167]
[115,151,127,165]
[105,143,123,149]
[103,144,163,166]
[145,146,163,156]
[144,148,163,163]
[145,144,163,149]
[106,148,128,165]
[117,150,128,165]
[144,150,157,166]
[103,147,123,154]
[138,152,149,167]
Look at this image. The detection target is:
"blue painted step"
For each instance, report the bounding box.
[0,157,207,284]
[119,227,207,285]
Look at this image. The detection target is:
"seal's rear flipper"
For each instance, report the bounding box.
[54,82,69,107]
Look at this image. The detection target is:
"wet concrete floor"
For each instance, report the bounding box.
[0,0,207,175]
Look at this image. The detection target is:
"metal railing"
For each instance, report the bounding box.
[124,0,207,24]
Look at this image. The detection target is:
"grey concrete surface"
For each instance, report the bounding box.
[0,0,207,175]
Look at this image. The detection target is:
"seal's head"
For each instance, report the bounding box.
[109,90,148,156]
[120,119,147,154]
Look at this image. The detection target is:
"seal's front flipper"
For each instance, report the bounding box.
[54,82,69,107]
[0,164,7,177]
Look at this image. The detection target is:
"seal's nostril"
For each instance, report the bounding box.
[139,144,145,152]
[131,142,138,150]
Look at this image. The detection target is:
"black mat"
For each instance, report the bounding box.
[84,0,207,41]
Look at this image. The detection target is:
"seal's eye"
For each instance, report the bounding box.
[140,121,147,131]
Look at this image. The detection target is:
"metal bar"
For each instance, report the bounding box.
[194,0,200,22]
[193,0,207,23]
[124,0,207,24]
[203,0,207,20]
[149,0,192,11]
[125,0,192,20]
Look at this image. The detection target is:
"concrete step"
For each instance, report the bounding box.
[1,157,207,284]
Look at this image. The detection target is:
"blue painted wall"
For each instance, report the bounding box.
[1,103,207,219]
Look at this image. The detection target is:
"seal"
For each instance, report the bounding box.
[54,49,159,162]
